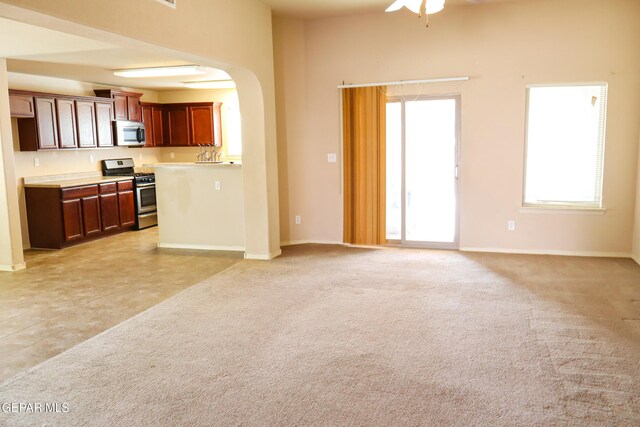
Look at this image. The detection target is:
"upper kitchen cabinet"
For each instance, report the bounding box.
[9,94,35,118]
[141,103,164,147]
[94,90,142,122]
[162,102,223,147]
[75,101,97,149]
[163,105,191,146]
[95,101,115,147]
[10,90,116,151]
[56,99,78,149]
[16,96,59,151]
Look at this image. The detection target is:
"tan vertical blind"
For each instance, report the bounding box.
[343,86,387,245]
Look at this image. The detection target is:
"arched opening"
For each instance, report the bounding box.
[0,2,281,269]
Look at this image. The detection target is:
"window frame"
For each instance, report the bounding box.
[522,82,608,210]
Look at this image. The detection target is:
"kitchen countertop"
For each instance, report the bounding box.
[23,176,134,189]
[145,162,242,169]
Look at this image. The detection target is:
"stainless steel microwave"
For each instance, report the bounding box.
[113,121,146,146]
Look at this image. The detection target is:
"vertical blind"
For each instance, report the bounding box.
[524,84,608,207]
[343,86,387,245]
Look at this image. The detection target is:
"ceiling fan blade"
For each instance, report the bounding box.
[385,0,406,12]
[386,0,422,13]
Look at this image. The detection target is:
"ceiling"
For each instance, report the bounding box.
[262,0,528,18]
[0,0,529,89]
[0,17,231,91]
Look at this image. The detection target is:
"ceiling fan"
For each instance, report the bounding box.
[385,0,484,25]
[386,0,445,15]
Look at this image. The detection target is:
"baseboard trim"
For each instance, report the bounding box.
[0,262,26,272]
[460,247,631,258]
[281,240,343,247]
[158,243,245,252]
[245,249,282,260]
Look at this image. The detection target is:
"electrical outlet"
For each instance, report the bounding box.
[295,215,301,225]
[170,152,175,159]
[508,220,516,231]
[89,154,94,164]
[327,153,337,163]
[33,157,39,167]
[215,181,221,191]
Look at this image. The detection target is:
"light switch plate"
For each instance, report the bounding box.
[215,181,221,191]
[170,152,175,159]
[327,153,337,163]
[34,158,39,167]
[508,220,516,231]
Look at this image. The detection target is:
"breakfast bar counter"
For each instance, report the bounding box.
[146,163,245,253]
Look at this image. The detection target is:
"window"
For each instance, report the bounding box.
[523,83,607,208]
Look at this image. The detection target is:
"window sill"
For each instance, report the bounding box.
[520,205,607,215]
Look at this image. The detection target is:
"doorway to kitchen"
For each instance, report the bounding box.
[386,95,460,249]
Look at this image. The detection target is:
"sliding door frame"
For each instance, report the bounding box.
[386,94,461,250]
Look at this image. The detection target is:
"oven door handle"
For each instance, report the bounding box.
[136,183,156,188]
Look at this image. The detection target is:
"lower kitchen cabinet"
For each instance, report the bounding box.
[25,179,136,249]
[117,181,136,228]
[82,196,102,237]
[62,199,83,242]
[100,193,120,232]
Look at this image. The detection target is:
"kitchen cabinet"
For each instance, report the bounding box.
[95,101,115,147]
[164,105,191,146]
[100,189,120,232]
[82,195,102,237]
[118,191,136,228]
[9,94,34,118]
[56,99,78,149]
[162,102,223,147]
[60,185,102,242]
[152,106,164,146]
[75,101,97,148]
[94,89,142,122]
[189,105,214,145]
[11,89,223,151]
[25,179,135,249]
[141,103,164,147]
[62,199,83,242]
[20,97,60,151]
[11,90,116,151]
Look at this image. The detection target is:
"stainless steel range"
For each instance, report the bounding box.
[102,158,157,229]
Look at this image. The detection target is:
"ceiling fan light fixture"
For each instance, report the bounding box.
[426,0,445,14]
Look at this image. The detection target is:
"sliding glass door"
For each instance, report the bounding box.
[386,96,460,248]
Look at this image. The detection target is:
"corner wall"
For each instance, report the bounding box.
[274,0,640,255]
[633,130,640,265]
[0,60,24,270]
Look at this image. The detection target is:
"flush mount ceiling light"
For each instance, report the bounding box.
[183,80,236,89]
[113,65,207,78]
[386,0,445,26]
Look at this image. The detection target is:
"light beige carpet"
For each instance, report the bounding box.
[1,245,639,426]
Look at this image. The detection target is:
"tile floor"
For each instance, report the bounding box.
[0,228,243,382]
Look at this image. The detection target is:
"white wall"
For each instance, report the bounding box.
[0,60,23,270]
[273,0,640,255]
